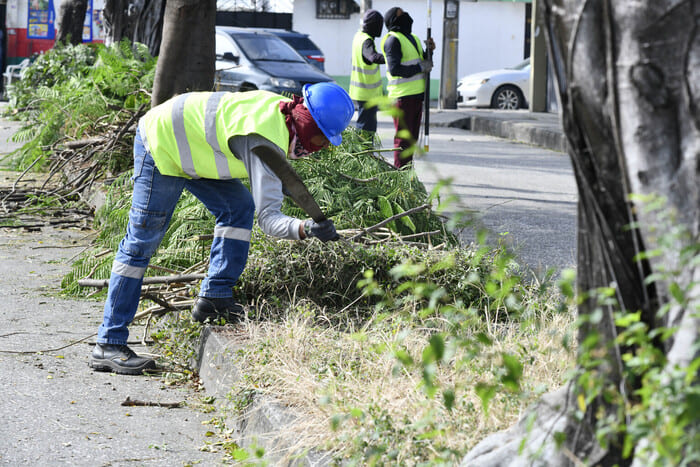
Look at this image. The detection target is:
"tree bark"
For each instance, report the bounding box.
[151,0,216,106]
[461,1,699,465]
[56,0,89,45]
[103,0,165,57]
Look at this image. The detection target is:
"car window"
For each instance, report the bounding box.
[281,36,318,51]
[216,33,241,58]
[233,34,306,62]
[509,58,531,70]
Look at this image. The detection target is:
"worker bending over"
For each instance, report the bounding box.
[89,83,354,375]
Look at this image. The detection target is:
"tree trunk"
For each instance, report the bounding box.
[56,0,89,45]
[461,1,699,465]
[151,0,216,106]
[103,0,165,57]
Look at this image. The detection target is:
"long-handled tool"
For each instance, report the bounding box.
[423,0,433,152]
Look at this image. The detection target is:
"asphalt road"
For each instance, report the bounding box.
[376,115,577,275]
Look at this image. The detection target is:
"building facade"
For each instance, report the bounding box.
[292,0,531,96]
[4,0,105,66]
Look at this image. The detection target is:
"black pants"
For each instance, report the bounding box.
[354,100,379,133]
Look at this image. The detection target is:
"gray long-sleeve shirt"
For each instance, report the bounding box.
[139,124,303,241]
[230,135,303,240]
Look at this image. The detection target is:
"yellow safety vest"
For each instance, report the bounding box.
[349,31,383,102]
[142,91,290,179]
[380,31,425,99]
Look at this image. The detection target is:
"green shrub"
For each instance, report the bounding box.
[3,40,155,173]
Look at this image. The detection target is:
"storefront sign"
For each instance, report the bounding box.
[27,0,55,40]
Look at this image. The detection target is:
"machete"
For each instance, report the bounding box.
[251,144,327,223]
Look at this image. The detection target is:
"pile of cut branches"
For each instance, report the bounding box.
[0,104,146,228]
[0,186,92,230]
[68,226,518,327]
[1,40,155,228]
[59,137,525,328]
[2,39,484,326]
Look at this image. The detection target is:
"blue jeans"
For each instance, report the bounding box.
[97,133,254,345]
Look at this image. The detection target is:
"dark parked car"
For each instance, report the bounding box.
[215,26,333,96]
[258,29,326,71]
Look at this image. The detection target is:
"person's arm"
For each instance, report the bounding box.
[362,38,385,66]
[384,35,421,78]
[229,134,304,240]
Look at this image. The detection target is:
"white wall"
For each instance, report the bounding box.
[292,0,527,80]
[458,2,527,75]
[292,0,360,76]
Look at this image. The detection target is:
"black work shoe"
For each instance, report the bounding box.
[89,343,156,375]
[192,296,245,324]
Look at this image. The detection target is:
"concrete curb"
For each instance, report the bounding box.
[430,110,567,154]
[195,326,332,465]
[456,117,567,154]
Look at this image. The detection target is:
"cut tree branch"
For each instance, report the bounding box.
[78,273,207,289]
[349,203,431,241]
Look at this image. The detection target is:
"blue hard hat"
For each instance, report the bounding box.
[303,82,354,146]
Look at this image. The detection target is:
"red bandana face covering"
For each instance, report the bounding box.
[279,96,327,159]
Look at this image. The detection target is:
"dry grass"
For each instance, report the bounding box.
[225,299,577,464]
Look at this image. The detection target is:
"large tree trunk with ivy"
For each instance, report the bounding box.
[151,0,216,106]
[56,0,88,45]
[462,1,699,465]
[103,0,166,57]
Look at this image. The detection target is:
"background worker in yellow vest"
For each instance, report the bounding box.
[349,9,385,133]
[89,83,354,375]
[381,7,435,168]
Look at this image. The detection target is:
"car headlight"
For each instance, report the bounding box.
[267,77,299,89]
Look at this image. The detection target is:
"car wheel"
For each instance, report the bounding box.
[239,83,257,92]
[491,85,523,110]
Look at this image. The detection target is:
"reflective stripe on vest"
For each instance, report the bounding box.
[142,91,290,180]
[349,31,383,101]
[380,32,425,99]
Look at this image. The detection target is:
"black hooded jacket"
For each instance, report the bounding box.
[359,9,385,66]
[382,7,424,89]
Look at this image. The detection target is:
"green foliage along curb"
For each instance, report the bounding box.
[3,40,155,173]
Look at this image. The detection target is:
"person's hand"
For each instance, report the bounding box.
[425,37,436,52]
[419,59,433,73]
[304,219,339,242]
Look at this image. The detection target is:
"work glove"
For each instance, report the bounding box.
[304,219,339,242]
[419,59,433,73]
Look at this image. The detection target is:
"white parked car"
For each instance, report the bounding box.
[457,58,531,109]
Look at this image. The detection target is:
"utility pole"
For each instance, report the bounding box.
[439,0,459,109]
[529,0,548,112]
[361,0,371,15]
